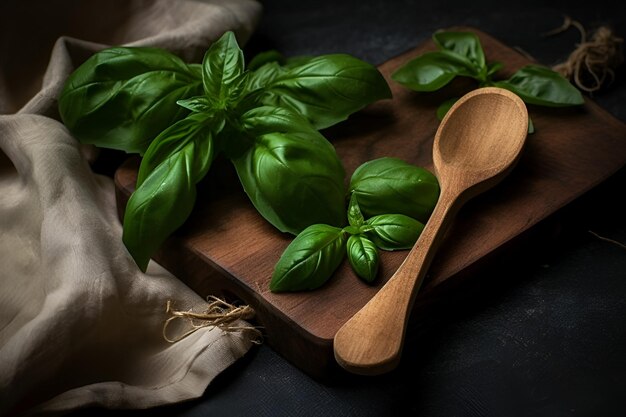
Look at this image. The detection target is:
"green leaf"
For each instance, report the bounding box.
[202,31,245,106]
[391,50,477,92]
[528,117,535,134]
[248,50,285,71]
[247,62,284,92]
[136,112,219,187]
[260,54,391,129]
[349,157,440,223]
[270,224,347,292]
[176,96,212,113]
[495,65,584,107]
[366,214,424,251]
[347,235,379,283]
[342,225,361,235]
[233,107,346,234]
[122,115,215,271]
[239,105,313,134]
[58,47,202,154]
[487,61,504,77]
[436,97,458,120]
[347,193,364,227]
[433,31,486,72]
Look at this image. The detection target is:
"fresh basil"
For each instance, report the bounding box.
[271,157,437,291]
[201,31,245,106]
[233,121,346,234]
[433,31,486,76]
[123,114,216,270]
[59,47,202,154]
[347,193,365,227]
[391,50,476,92]
[495,65,584,107]
[347,235,379,283]
[258,54,392,129]
[60,31,390,270]
[392,31,584,132]
[270,224,347,292]
[248,50,285,71]
[349,157,440,223]
[366,214,424,251]
[136,112,219,186]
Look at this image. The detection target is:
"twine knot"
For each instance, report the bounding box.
[548,16,624,93]
[163,296,262,344]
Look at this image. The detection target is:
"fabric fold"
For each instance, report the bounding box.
[0,0,262,415]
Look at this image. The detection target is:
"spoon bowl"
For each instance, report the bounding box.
[333,87,528,375]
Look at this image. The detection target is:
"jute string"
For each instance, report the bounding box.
[547,16,624,93]
[163,296,263,344]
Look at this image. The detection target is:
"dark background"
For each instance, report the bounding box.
[73,0,626,416]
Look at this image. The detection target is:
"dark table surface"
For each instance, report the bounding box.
[72,0,626,416]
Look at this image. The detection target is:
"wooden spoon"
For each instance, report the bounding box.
[333,87,528,375]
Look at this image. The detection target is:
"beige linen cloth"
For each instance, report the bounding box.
[0,0,262,415]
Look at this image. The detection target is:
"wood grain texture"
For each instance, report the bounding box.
[114,27,626,378]
[333,88,529,374]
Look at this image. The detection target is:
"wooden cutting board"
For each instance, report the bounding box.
[115,27,626,378]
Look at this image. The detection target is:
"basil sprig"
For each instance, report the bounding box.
[59,31,391,270]
[392,31,584,133]
[270,159,438,292]
[348,157,440,223]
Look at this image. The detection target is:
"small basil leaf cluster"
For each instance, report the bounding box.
[59,31,391,271]
[270,158,439,292]
[392,31,584,133]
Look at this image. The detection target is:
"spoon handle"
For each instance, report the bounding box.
[333,187,462,375]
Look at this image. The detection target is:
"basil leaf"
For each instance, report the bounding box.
[123,115,215,271]
[248,50,285,71]
[202,31,244,106]
[58,47,202,154]
[247,62,284,93]
[234,107,346,234]
[247,56,316,99]
[495,65,584,107]
[433,31,486,73]
[349,157,439,223]
[261,54,391,129]
[176,96,212,113]
[347,235,379,283]
[270,224,347,292]
[366,214,424,251]
[347,193,364,227]
[391,50,477,92]
[343,225,361,235]
[281,55,315,70]
[487,61,504,77]
[136,113,219,187]
[528,117,535,134]
[239,105,313,134]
